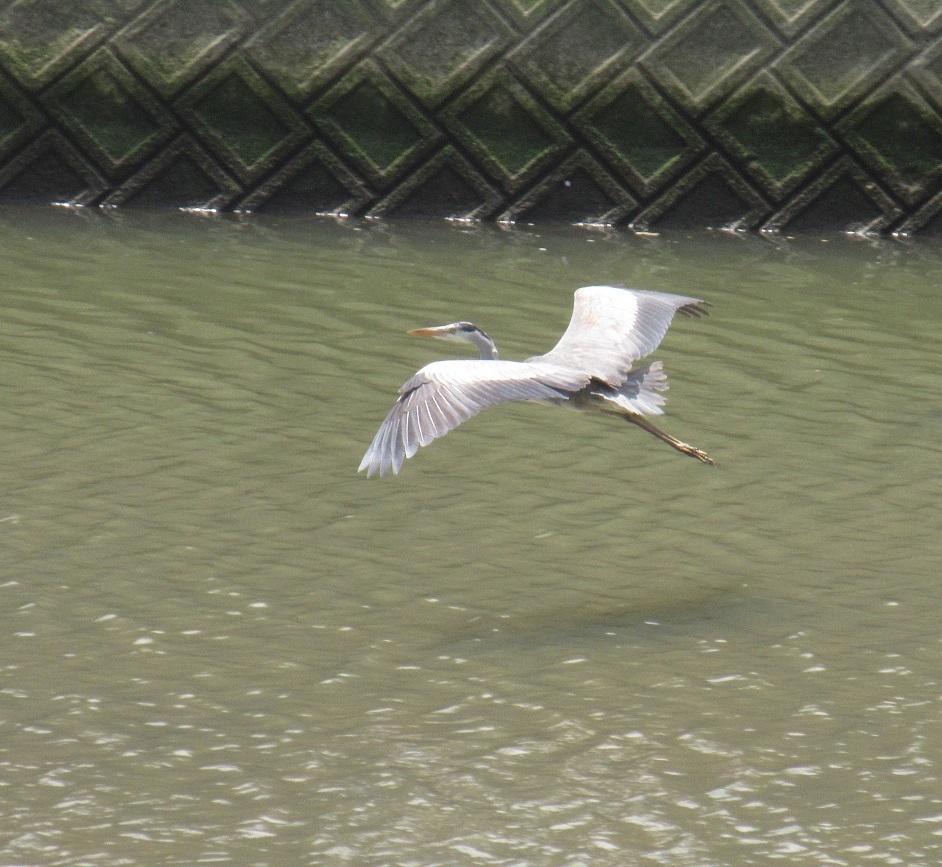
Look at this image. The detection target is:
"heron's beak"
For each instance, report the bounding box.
[408,326,449,338]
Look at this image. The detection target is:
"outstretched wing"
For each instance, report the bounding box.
[359,359,587,477]
[531,286,707,387]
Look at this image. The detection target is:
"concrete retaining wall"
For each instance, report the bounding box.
[1,0,941,233]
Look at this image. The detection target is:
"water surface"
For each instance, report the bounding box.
[1,207,940,864]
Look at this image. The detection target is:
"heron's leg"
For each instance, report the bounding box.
[624,413,715,465]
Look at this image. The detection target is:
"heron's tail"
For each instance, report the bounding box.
[613,361,669,416]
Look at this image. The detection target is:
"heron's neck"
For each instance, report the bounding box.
[468,328,498,360]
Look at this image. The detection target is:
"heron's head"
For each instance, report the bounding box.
[408,321,481,343]
[408,321,498,360]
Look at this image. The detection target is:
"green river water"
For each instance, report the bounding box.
[1,206,940,865]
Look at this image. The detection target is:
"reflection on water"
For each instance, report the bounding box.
[1,206,941,863]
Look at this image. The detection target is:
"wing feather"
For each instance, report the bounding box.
[359,359,586,477]
[531,286,706,387]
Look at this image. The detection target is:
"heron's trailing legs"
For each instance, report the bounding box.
[624,413,715,465]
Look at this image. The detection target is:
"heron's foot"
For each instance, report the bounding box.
[678,442,715,465]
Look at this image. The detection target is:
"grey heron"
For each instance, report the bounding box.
[359,285,714,477]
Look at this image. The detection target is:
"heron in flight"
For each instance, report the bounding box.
[359,285,714,477]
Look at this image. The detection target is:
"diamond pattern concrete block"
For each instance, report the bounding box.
[368,146,504,220]
[379,0,513,106]
[881,0,942,34]
[0,76,41,161]
[44,48,174,174]
[747,0,840,38]
[621,0,701,35]
[762,156,903,233]
[632,153,769,230]
[0,0,115,90]
[895,187,942,235]
[102,135,241,210]
[910,39,942,111]
[245,0,378,101]
[0,130,107,204]
[512,0,646,112]
[113,0,249,97]
[373,0,428,17]
[311,61,440,186]
[840,77,942,207]
[775,1,912,117]
[237,141,372,216]
[641,0,780,112]
[706,71,838,199]
[500,150,636,225]
[573,67,704,197]
[442,70,570,193]
[489,0,569,29]
[176,56,310,183]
